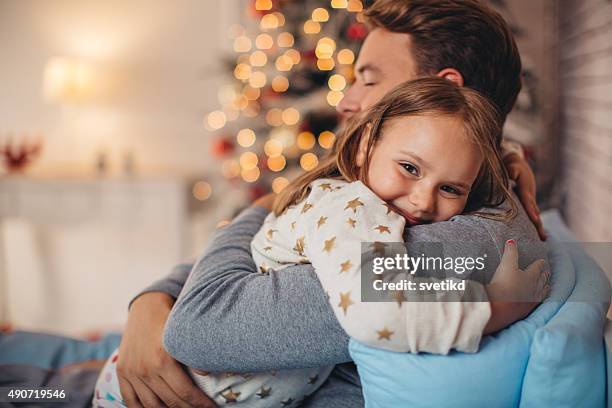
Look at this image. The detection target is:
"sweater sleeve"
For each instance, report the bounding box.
[129,263,194,309]
[163,206,351,372]
[299,180,491,354]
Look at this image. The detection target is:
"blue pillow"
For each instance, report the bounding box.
[520,212,610,407]
[349,212,610,407]
[350,240,576,408]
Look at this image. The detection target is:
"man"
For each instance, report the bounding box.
[117,1,547,407]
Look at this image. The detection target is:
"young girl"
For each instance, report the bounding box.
[94,77,548,407]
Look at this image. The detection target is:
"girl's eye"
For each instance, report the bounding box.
[364,82,376,87]
[400,163,419,176]
[441,185,461,195]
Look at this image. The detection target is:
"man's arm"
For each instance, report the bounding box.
[163,206,351,372]
[129,262,193,308]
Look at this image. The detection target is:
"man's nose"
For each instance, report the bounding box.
[336,85,361,119]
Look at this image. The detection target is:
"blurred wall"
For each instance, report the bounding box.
[0,0,239,176]
[558,0,612,241]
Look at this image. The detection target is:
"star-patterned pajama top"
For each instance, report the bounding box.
[252,178,492,354]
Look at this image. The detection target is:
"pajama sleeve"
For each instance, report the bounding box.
[297,179,491,354]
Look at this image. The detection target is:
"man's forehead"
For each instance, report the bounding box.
[356,29,415,74]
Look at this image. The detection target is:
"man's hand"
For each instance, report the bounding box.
[117,292,216,408]
[484,239,550,334]
[252,192,276,211]
[504,153,547,240]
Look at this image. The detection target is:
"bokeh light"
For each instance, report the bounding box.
[249,71,267,88]
[337,48,355,65]
[250,50,267,67]
[255,0,273,11]
[272,177,290,193]
[233,36,252,53]
[317,58,335,71]
[312,8,330,22]
[277,32,295,48]
[284,49,301,65]
[275,55,293,71]
[297,131,316,150]
[267,155,287,172]
[272,76,289,92]
[331,0,348,8]
[326,90,344,106]
[282,107,300,125]
[264,139,284,157]
[347,0,363,12]
[192,181,212,201]
[319,130,336,149]
[274,12,286,27]
[234,63,252,81]
[239,151,259,170]
[260,13,279,30]
[206,110,227,130]
[255,33,274,50]
[222,159,241,178]
[328,74,347,91]
[303,20,321,34]
[237,128,256,147]
[300,152,319,170]
[266,108,284,126]
[243,85,261,100]
[241,167,260,183]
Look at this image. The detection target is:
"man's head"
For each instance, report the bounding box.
[337,0,522,124]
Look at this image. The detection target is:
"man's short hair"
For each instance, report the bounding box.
[364,0,522,121]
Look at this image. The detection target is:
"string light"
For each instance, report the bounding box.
[267,155,286,172]
[264,139,284,156]
[284,49,301,65]
[277,32,294,47]
[255,0,273,11]
[192,181,212,201]
[337,48,355,65]
[319,130,336,148]
[206,110,227,130]
[282,107,300,125]
[233,36,252,53]
[328,74,347,91]
[249,50,267,67]
[234,63,251,81]
[241,167,260,183]
[249,71,267,88]
[317,58,335,71]
[347,0,363,12]
[312,8,330,22]
[331,0,348,8]
[237,128,256,147]
[303,20,321,34]
[239,151,258,170]
[272,177,290,193]
[297,131,316,150]
[266,108,284,126]
[272,76,289,92]
[260,13,279,30]
[300,152,319,170]
[222,159,241,178]
[255,33,274,50]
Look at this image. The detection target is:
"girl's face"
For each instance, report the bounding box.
[357,114,483,225]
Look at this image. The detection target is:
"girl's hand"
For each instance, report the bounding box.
[504,153,547,241]
[117,292,217,408]
[483,239,550,334]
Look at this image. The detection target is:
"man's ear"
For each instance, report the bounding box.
[355,123,372,168]
[437,68,464,87]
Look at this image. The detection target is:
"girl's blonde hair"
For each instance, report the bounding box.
[273,77,517,221]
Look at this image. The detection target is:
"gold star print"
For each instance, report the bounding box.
[221,388,241,403]
[375,225,391,234]
[370,241,388,257]
[338,291,354,315]
[281,398,294,407]
[317,216,328,228]
[319,183,333,191]
[259,264,269,274]
[340,259,353,273]
[293,236,305,257]
[383,203,394,214]
[290,221,296,230]
[224,372,237,377]
[393,290,407,307]
[308,375,319,384]
[266,229,277,240]
[264,246,272,251]
[323,236,336,253]
[301,202,314,213]
[377,327,394,340]
[346,218,357,228]
[345,197,364,213]
[256,386,271,399]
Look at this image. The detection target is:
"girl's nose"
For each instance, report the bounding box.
[409,189,435,215]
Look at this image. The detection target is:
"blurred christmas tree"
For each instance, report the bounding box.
[205,0,368,202]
